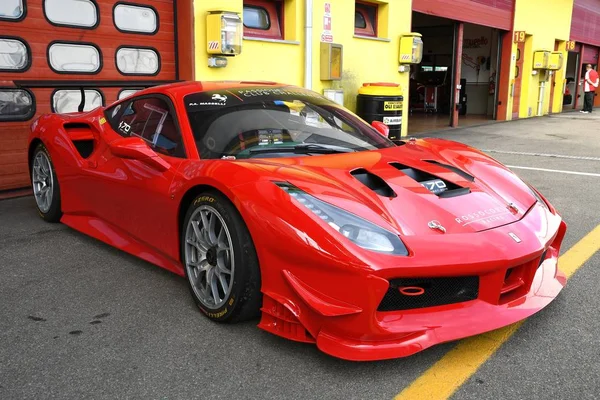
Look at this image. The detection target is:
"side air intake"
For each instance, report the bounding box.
[63,122,95,159]
[389,162,470,198]
[350,168,397,198]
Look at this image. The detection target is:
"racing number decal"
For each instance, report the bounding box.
[421,179,448,194]
[118,121,131,134]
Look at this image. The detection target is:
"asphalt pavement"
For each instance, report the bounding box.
[1,113,599,399]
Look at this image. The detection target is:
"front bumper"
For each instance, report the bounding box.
[316,252,565,361]
[257,202,567,361]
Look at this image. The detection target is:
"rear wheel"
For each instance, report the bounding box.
[31,143,62,222]
[181,191,261,322]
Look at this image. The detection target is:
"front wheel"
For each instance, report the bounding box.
[31,143,62,222]
[181,191,261,323]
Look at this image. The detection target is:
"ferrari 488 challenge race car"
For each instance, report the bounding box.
[28,81,567,361]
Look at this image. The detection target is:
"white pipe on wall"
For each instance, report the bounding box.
[304,0,313,90]
[538,78,545,116]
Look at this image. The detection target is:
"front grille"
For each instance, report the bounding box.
[377,276,479,311]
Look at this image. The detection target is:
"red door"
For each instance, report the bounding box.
[0,0,189,193]
[512,41,525,119]
[74,93,186,261]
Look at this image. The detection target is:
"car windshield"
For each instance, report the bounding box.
[184,86,395,160]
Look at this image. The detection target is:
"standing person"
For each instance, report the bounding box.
[581,64,599,114]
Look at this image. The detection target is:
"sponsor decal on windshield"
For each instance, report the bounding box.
[185,87,328,110]
[189,93,229,107]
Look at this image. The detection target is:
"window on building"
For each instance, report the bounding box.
[354,1,377,37]
[48,42,101,73]
[243,0,283,40]
[118,89,142,100]
[44,0,98,28]
[0,0,24,20]
[114,3,158,34]
[116,47,160,75]
[52,89,103,113]
[112,96,185,158]
[0,89,34,121]
[0,37,29,71]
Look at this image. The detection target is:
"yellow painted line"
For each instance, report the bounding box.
[394,224,600,400]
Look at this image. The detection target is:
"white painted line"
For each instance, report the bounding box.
[507,165,600,177]
[482,149,600,161]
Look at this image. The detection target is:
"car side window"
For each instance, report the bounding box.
[113,96,185,158]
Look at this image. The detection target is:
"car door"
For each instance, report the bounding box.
[81,94,187,260]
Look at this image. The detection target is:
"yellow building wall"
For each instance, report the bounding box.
[194,0,304,86]
[308,0,412,137]
[511,0,574,118]
[193,0,413,137]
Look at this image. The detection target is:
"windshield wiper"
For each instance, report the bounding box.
[247,143,355,155]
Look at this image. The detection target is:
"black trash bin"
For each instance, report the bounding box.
[356,82,404,140]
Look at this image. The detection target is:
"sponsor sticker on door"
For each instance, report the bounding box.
[383,101,402,111]
[383,116,402,125]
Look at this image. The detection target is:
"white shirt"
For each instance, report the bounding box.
[584,69,599,92]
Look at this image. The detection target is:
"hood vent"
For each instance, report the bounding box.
[389,162,470,198]
[350,168,397,198]
[423,160,475,182]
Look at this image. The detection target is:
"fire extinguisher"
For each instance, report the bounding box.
[489,73,496,96]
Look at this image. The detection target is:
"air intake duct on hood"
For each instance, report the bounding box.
[350,168,397,198]
[389,162,471,198]
[423,160,475,182]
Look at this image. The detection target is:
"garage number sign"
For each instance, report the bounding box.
[513,31,525,43]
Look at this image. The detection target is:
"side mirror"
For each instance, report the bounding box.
[108,136,170,172]
[371,121,389,137]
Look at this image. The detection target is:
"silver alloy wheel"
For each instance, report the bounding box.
[32,151,54,214]
[184,205,235,310]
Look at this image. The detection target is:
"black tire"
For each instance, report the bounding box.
[31,143,62,223]
[181,190,261,323]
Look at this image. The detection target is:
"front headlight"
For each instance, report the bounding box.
[276,182,409,256]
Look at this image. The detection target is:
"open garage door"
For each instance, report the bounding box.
[0,0,192,192]
[409,13,504,134]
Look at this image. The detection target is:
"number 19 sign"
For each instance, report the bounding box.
[513,31,525,43]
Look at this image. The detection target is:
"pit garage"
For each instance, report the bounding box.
[408,12,503,134]
[407,0,515,134]
[0,0,194,193]
[563,48,580,110]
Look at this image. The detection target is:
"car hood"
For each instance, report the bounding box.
[244,138,538,236]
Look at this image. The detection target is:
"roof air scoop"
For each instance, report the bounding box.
[350,168,397,198]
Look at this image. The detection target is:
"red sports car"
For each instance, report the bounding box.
[28,81,567,361]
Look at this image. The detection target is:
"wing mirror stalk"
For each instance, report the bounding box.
[108,137,170,172]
